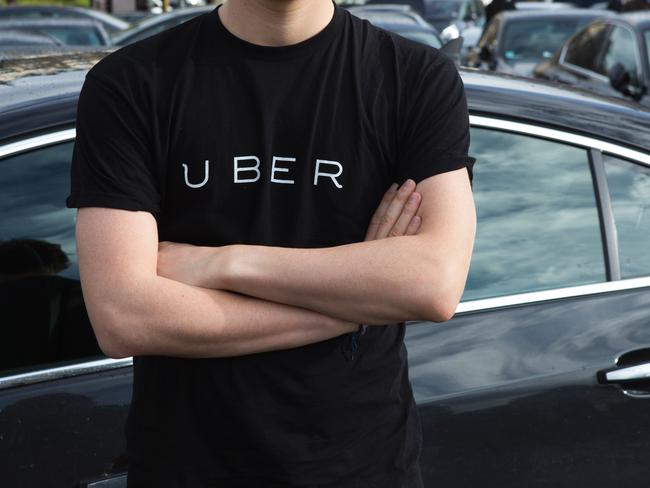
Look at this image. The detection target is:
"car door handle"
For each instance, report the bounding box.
[603,362,650,382]
[597,349,650,398]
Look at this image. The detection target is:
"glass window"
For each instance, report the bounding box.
[462,128,606,301]
[563,22,608,74]
[427,0,463,17]
[603,155,650,279]
[500,17,596,64]
[38,26,104,46]
[602,26,639,83]
[394,29,442,48]
[0,141,103,377]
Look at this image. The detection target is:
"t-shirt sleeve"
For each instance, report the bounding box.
[393,51,475,189]
[65,67,161,221]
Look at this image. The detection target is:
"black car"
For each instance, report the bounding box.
[534,12,650,107]
[467,9,615,77]
[365,0,486,41]
[1,47,650,488]
[0,5,130,37]
[347,5,444,48]
[0,18,112,47]
[111,5,214,46]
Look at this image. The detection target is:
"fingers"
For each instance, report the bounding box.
[391,191,421,237]
[375,179,417,239]
[405,215,421,236]
[364,182,398,241]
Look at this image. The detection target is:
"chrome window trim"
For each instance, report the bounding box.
[470,115,650,166]
[1,117,649,389]
[0,357,132,390]
[456,276,650,314]
[0,128,75,159]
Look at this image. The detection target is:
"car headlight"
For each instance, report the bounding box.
[441,24,460,41]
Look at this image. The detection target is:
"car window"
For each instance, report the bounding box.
[0,141,103,377]
[563,22,608,74]
[394,29,442,48]
[38,26,104,46]
[603,155,650,279]
[501,17,596,64]
[462,128,606,301]
[427,0,463,17]
[601,25,640,83]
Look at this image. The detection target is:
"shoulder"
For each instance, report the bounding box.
[342,8,457,81]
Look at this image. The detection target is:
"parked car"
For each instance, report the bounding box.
[1,40,650,488]
[0,18,111,47]
[534,12,650,107]
[111,5,214,46]
[0,5,130,37]
[347,4,444,48]
[467,9,614,76]
[0,28,63,47]
[366,0,486,43]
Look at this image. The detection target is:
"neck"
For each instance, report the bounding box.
[217,0,335,47]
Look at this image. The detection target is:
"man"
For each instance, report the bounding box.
[66,0,476,486]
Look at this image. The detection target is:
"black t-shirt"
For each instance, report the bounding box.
[66,3,475,487]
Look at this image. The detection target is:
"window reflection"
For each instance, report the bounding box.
[463,128,605,301]
[0,142,102,377]
[603,154,650,279]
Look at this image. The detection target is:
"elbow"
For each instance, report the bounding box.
[88,305,143,359]
[413,265,462,323]
[417,295,458,323]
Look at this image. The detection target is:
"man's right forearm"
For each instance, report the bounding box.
[86,272,356,359]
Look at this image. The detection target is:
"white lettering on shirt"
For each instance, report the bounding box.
[314,159,343,188]
[182,159,210,188]
[234,156,261,183]
[270,156,296,185]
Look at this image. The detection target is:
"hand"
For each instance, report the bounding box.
[364,179,422,241]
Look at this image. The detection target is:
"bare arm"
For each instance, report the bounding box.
[158,170,476,325]
[76,207,359,359]
[77,184,422,359]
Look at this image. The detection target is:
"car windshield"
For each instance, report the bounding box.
[37,26,103,46]
[643,29,650,71]
[500,17,592,64]
[395,29,442,48]
[427,0,462,18]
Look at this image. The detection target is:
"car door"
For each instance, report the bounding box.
[0,130,132,488]
[406,117,650,487]
[559,22,644,103]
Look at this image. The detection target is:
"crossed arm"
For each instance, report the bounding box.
[76,169,475,359]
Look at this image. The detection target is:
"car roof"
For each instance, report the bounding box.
[497,8,617,21]
[0,18,104,27]
[111,5,214,44]
[0,5,130,30]
[1,50,649,153]
[616,11,650,28]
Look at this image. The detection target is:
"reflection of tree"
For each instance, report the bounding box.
[0,50,110,85]
[630,172,650,230]
[0,238,102,373]
[0,238,69,279]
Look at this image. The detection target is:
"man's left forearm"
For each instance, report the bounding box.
[212,236,457,325]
